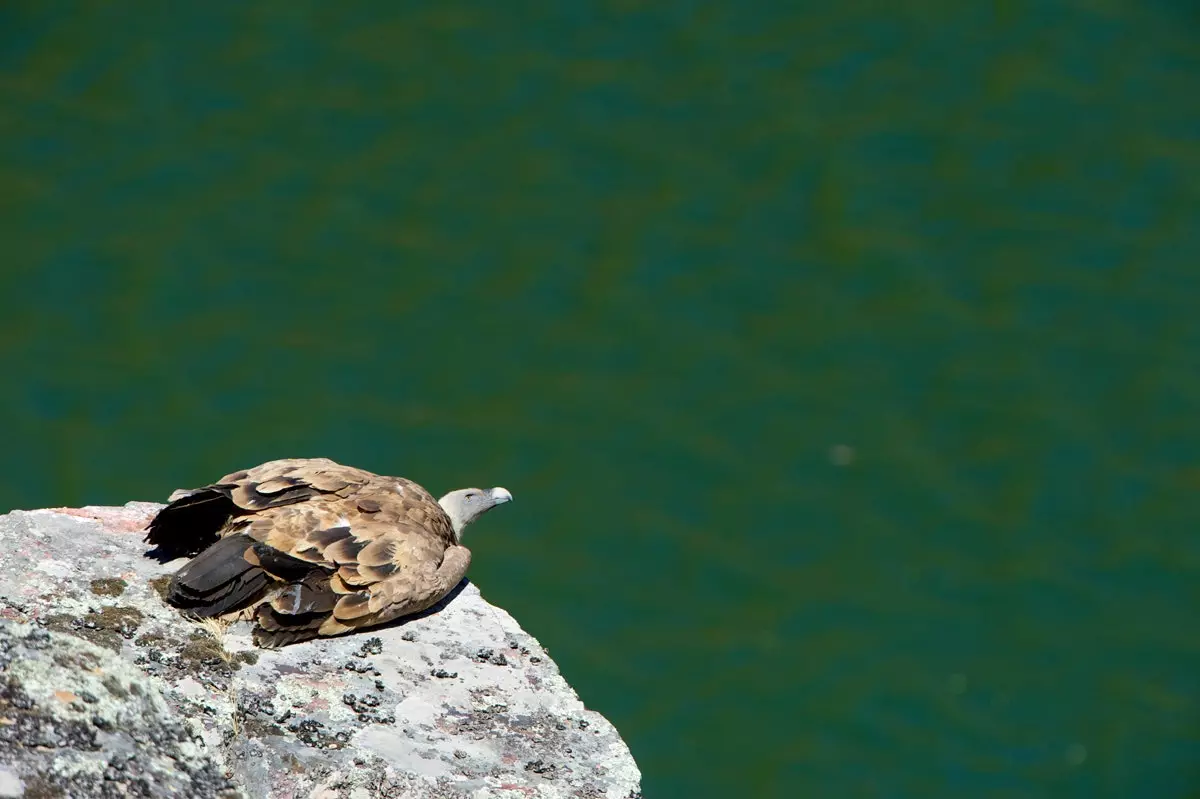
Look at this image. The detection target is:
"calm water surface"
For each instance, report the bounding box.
[2,3,1198,796]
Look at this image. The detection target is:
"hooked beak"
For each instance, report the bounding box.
[489,487,513,504]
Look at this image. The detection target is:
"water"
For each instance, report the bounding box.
[2,3,1198,796]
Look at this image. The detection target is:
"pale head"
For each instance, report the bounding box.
[438,486,513,540]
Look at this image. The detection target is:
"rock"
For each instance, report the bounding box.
[0,504,641,798]
[0,622,237,798]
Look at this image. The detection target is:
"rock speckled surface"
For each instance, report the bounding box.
[0,504,641,798]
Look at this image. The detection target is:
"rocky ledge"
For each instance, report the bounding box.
[0,503,640,798]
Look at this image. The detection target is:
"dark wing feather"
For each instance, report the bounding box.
[144,487,236,558]
[145,458,375,557]
[253,605,328,648]
[269,572,337,615]
[250,541,323,582]
[165,534,271,617]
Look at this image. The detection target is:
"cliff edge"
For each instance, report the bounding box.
[0,503,641,799]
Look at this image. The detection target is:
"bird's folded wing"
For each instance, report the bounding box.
[245,511,465,639]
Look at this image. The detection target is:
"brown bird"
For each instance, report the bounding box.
[144,458,512,647]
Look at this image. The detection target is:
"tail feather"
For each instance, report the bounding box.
[166,534,272,617]
[250,541,322,583]
[270,572,337,616]
[253,605,327,648]
[145,488,236,558]
[252,570,341,647]
[164,532,342,642]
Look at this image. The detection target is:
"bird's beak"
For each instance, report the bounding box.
[490,487,513,504]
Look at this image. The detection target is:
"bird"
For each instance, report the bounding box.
[143,457,512,647]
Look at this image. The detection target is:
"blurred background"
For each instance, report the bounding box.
[2,2,1198,796]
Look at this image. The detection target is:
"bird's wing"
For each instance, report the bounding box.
[147,458,382,556]
[215,458,378,511]
[246,509,466,646]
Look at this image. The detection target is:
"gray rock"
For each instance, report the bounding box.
[0,621,237,798]
[0,504,641,798]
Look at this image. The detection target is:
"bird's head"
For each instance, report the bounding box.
[438,486,513,540]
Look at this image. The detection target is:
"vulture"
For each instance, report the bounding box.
[143,458,512,647]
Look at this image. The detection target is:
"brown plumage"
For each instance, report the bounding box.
[145,458,512,647]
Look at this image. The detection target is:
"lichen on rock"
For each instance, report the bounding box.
[0,621,237,798]
[0,504,641,798]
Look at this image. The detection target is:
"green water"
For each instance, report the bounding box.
[3,2,1199,796]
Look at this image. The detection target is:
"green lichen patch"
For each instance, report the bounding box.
[41,606,144,653]
[41,614,119,652]
[17,774,66,799]
[148,575,173,600]
[88,577,127,597]
[135,631,165,647]
[101,674,129,699]
[180,636,227,665]
[95,606,142,630]
[235,651,258,666]
[52,649,101,673]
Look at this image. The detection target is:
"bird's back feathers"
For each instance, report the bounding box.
[145,458,469,647]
